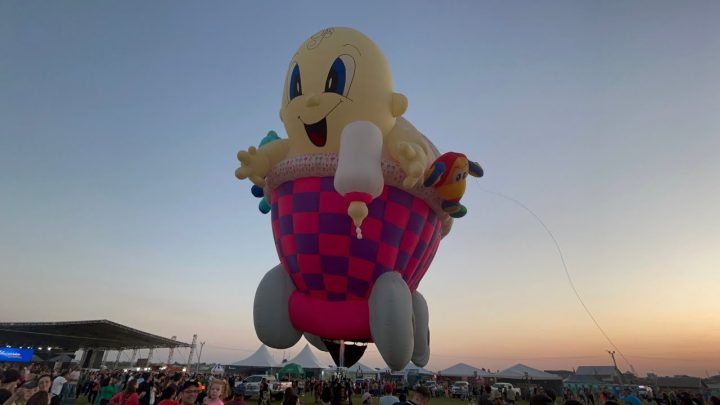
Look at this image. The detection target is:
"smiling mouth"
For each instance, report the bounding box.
[304,117,327,147]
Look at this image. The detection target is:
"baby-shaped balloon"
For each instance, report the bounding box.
[235,27,482,370]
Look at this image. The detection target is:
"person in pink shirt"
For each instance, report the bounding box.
[110,380,139,405]
[204,380,228,405]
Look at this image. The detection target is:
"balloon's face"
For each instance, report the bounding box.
[437,156,469,199]
[280,27,398,157]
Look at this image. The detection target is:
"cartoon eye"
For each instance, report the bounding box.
[325,55,355,97]
[288,63,302,101]
[455,173,462,182]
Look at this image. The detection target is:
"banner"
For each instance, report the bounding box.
[0,348,34,362]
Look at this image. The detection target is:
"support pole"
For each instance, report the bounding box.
[166,336,177,365]
[129,349,138,367]
[186,334,198,371]
[195,342,206,374]
[114,350,122,370]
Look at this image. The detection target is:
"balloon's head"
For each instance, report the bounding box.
[280,27,407,157]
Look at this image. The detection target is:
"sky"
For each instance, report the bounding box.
[1,1,719,377]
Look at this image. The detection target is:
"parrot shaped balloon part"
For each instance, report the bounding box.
[423,152,484,218]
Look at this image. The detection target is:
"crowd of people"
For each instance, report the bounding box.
[2,364,718,405]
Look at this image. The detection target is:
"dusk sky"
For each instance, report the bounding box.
[1,1,719,377]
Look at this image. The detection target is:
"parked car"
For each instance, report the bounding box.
[451,381,469,398]
[271,380,293,399]
[491,383,521,400]
[637,385,653,399]
[242,375,276,399]
[422,381,443,397]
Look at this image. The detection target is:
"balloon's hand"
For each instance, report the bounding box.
[396,141,428,188]
[235,146,271,187]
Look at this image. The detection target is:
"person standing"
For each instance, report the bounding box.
[100,378,118,405]
[177,382,200,405]
[379,384,398,405]
[410,387,430,405]
[257,380,269,405]
[204,380,227,405]
[37,377,52,395]
[224,385,246,405]
[51,372,68,404]
[137,375,153,405]
[110,380,139,405]
[67,369,80,401]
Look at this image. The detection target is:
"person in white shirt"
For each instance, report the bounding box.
[51,372,69,398]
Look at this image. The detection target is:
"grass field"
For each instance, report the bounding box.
[73,394,532,405]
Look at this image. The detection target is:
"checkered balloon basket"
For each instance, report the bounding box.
[271,176,443,302]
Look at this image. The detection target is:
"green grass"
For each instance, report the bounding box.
[296,394,530,405]
[73,393,532,405]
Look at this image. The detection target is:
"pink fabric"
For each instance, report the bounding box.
[289,291,370,340]
[272,177,443,340]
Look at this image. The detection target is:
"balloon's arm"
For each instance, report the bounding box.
[259,138,290,168]
[235,139,290,187]
[385,130,430,188]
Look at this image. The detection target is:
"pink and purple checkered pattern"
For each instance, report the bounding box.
[271,177,443,302]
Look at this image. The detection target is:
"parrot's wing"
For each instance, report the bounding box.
[251,184,265,197]
[468,160,484,178]
[423,162,446,187]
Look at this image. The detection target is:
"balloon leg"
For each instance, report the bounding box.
[369,272,414,371]
[253,264,302,349]
[303,333,329,352]
[411,290,430,367]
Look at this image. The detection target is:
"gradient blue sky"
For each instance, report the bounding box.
[2,1,719,376]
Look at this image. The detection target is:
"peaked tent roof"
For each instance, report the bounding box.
[439,363,493,377]
[498,364,562,380]
[288,344,326,369]
[575,366,618,376]
[346,362,374,374]
[403,363,434,375]
[564,374,605,384]
[232,345,280,367]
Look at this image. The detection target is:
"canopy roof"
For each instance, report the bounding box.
[403,363,434,375]
[0,320,189,351]
[439,363,494,378]
[497,364,562,380]
[232,345,280,368]
[564,374,605,384]
[575,366,618,376]
[346,362,374,374]
[279,363,304,377]
[288,344,326,369]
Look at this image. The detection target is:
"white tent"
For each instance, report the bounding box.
[439,363,494,378]
[231,345,280,367]
[497,364,561,380]
[403,363,434,376]
[346,362,374,375]
[288,344,327,369]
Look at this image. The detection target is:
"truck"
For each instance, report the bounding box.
[491,383,521,400]
[451,381,469,398]
[271,380,294,399]
[241,375,276,399]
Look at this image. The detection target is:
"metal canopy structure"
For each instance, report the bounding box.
[0,320,190,351]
